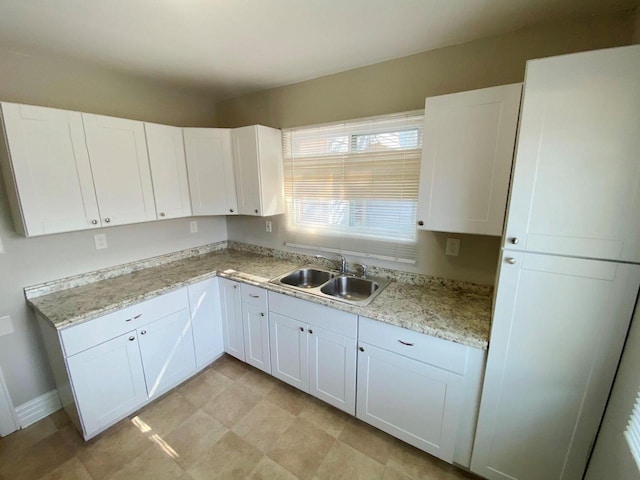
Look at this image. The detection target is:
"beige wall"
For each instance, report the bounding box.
[0,49,226,407]
[217,11,635,285]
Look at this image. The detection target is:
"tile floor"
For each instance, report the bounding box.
[0,355,479,480]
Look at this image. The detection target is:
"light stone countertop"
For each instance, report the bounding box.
[26,247,492,350]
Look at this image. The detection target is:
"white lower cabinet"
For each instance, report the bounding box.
[357,316,486,466]
[268,292,357,414]
[242,302,271,373]
[218,278,245,361]
[188,278,224,369]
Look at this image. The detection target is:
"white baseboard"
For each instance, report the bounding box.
[15,390,61,429]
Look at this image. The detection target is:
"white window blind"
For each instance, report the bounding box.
[282,112,423,263]
[626,386,640,472]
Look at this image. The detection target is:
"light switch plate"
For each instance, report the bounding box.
[94,233,108,250]
[190,221,198,233]
[0,316,14,336]
[446,238,460,256]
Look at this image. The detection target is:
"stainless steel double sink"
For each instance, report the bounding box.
[270,266,391,306]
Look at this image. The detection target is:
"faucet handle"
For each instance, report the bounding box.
[355,263,367,278]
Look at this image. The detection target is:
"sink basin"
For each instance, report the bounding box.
[278,268,335,288]
[320,276,379,301]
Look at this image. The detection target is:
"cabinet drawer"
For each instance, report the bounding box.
[241,284,268,308]
[60,287,189,357]
[358,316,468,374]
[268,292,357,338]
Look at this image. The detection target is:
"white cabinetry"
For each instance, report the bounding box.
[268,292,357,414]
[231,125,284,217]
[218,278,245,361]
[240,284,271,374]
[144,122,192,220]
[188,278,224,369]
[416,84,521,236]
[82,113,156,226]
[0,102,101,236]
[357,317,485,465]
[183,128,238,216]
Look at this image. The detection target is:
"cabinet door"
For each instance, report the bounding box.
[144,123,192,220]
[471,253,640,480]
[242,303,271,374]
[357,342,463,462]
[218,278,245,361]
[82,113,156,226]
[183,128,238,215]
[416,84,521,236]
[137,308,196,399]
[232,126,261,215]
[308,325,356,414]
[188,278,224,369]
[504,46,640,262]
[67,332,147,437]
[0,102,100,235]
[269,312,308,392]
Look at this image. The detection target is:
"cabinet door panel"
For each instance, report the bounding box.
[232,126,261,215]
[137,308,196,399]
[183,128,237,215]
[188,278,224,369]
[471,253,640,480]
[242,303,271,374]
[269,312,308,391]
[357,343,463,462]
[309,326,356,414]
[504,46,640,261]
[67,332,147,437]
[145,123,191,219]
[1,102,100,235]
[218,279,244,361]
[83,113,156,226]
[417,84,521,236]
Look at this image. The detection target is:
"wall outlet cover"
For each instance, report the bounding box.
[0,316,14,336]
[266,220,272,233]
[446,238,461,256]
[190,221,198,233]
[0,234,4,254]
[94,233,108,250]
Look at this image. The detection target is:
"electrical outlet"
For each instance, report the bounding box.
[190,221,198,233]
[0,316,14,336]
[94,233,108,250]
[265,221,272,233]
[445,238,460,256]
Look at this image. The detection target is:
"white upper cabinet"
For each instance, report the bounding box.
[82,113,156,226]
[417,84,522,236]
[144,122,192,220]
[232,125,284,217]
[183,128,238,216]
[0,102,101,236]
[504,46,640,262]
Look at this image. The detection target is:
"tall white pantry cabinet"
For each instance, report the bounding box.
[471,45,640,480]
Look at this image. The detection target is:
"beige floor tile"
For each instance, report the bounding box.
[178,369,232,407]
[36,456,93,480]
[237,367,280,397]
[233,399,296,452]
[298,397,350,438]
[387,441,454,480]
[187,431,263,480]
[314,441,385,480]
[339,418,396,465]
[162,409,228,469]
[265,383,309,415]
[133,391,199,437]
[105,442,185,480]
[76,419,153,480]
[248,456,298,480]
[48,409,72,429]
[0,414,58,459]
[211,355,252,380]
[0,429,76,480]
[267,418,335,480]
[381,466,413,480]
[201,382,262,428]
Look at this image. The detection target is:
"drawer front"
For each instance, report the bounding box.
[268,291,357,338]
[241,283,268,308]
[358,316,468,374]
[61,287,189,357]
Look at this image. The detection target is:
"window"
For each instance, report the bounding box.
[282,112,423,263]
[626,386,640,472]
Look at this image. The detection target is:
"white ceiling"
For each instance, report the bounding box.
[0,0,636,101]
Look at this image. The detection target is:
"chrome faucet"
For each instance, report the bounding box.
[315,254,347,274]
[355,263,367,279]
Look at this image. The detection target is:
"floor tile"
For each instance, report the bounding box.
[232,399,296,452]
[267,417,335,479]
[387,440,453,480]
[201,382,262,428]
[132,391,199,437]
[211,355,251,380]
[381,466,413,480]
[36,456,93,480]
[314,441,385,480]
[265,382,309,415]
[177,369,232,407]
[237,367,279,397]
[105,443,185,480]
[0,414,58,459]
[248,456,298,479]
[162,409,228,469]
[298,396,349,438]
[339,418,396,465]
[187,431,262,480]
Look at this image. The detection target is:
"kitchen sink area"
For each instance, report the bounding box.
[270,265,391,306]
